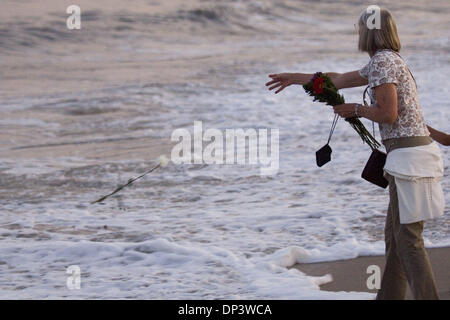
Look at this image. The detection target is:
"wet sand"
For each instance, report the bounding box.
[293,247,450,300]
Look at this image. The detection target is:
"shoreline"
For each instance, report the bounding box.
[292,246,450,300]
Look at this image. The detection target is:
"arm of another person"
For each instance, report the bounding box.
[266,70,368,93]
[427,125,450,146]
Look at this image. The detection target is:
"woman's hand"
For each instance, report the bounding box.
[265,73,297,94]
[333,103,357,118]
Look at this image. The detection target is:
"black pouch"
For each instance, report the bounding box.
[315,114,338,167]
[316,144,332,167]
[361,148,388,188]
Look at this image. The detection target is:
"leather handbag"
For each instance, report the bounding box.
[360,86,388,188]
[361,148,388,188]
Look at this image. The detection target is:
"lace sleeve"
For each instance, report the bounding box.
[368,52,399,88]
[359,62,370,79]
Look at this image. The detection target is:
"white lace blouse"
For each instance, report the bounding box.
[359,49,430,141]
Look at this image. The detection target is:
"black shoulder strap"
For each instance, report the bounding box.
[363,85,370,106]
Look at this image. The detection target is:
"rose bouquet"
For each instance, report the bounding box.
[303,72,380,150]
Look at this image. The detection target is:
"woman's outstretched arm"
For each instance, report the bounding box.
[266,70,368,94]
[427,125,450,146]
[329,71,368,89]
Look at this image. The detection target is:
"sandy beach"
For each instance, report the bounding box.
[0,0,448,299]
[294,247,450,300]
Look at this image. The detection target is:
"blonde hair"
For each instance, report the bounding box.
[358,7,401,56]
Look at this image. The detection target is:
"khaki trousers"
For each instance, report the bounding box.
[376,172,439,300]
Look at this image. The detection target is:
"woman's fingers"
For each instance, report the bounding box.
[275,84,287,94]
[268,82,282,91]
[333,104,355,118]
[333,105,344,117]
[267,74,281,82]
[267,74,290,93]
[265,79,279,86]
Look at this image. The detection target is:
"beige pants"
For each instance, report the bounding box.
[376,172,439,300]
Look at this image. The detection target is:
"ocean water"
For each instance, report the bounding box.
[0,0,448,299]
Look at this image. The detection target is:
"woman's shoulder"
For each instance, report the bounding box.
[366,49,407,87]
[370,49,403,69]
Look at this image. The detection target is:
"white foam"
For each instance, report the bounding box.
[0,238,375,299]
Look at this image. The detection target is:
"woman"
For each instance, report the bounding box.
[265,7,446,300]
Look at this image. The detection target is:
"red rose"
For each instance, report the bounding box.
[313,77,324,94]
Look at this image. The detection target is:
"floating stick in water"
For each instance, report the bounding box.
[91,155,169,204]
